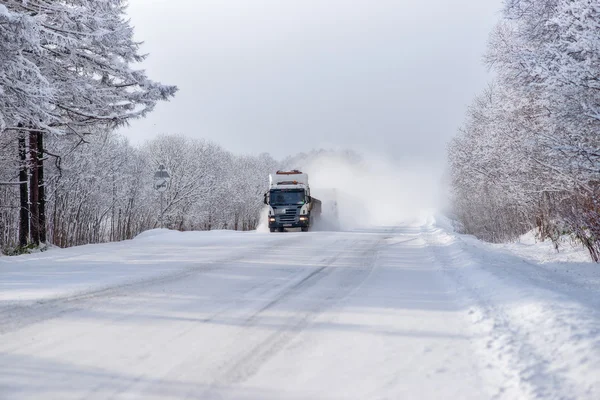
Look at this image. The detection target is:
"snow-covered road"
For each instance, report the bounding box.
[1,219,599,399]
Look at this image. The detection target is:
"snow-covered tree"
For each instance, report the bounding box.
[450,0,600,261]
[0,5,51,133]
[2,0,177,135]
[0,0,177,248]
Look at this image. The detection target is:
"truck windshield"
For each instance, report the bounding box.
[270,190,305,206]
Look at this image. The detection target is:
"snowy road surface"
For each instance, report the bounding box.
[1,219,599,399]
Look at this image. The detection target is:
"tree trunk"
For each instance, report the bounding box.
[29,132,40,245]
[53,193,59,246]
[18,135,29,247]
[37,133,47,243]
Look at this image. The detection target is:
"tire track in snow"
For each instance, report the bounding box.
[0,235,303,335]
[89,236,355,400]
[198,235,384,398]
[43,235,347,400]
[182,237,348,330]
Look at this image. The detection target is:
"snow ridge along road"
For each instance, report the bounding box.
[1,219,599,399]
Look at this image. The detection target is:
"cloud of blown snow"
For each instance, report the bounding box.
[293,152,440,229]
[256,206,271,232]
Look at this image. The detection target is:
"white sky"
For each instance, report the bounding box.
[122,0,501,166]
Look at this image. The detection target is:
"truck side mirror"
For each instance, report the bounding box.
[307,196,312,203]
[263,193,269,205]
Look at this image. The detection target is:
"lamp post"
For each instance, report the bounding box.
[153,164,170,228]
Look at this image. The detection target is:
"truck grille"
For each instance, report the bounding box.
[278,208,298,223]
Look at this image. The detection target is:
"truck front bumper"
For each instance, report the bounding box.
[268,216,309,229]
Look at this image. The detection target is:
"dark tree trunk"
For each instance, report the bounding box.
[37,133,47,243]
[18,135,29,247]
[29,132,40,245]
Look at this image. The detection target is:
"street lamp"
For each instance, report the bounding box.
[154,164,170,228]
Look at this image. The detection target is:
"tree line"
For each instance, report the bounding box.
[448,0,600,261]
[0,131,279,253]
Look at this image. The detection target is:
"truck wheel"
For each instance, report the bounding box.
[301,227,309,232]
[270,228,276,233]
[278,227,285,233]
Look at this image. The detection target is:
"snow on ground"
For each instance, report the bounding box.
[505,231,591,264]
[0,230,281,306]
[1,217,599,399]
[429,217,600,398]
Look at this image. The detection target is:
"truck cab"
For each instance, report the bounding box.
[264,170,321,232]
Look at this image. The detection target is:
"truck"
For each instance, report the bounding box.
[264,170,321,232]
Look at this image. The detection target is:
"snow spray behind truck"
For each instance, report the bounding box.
[264,170,321,232]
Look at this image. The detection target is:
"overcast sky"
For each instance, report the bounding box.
[122,0,501,167]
